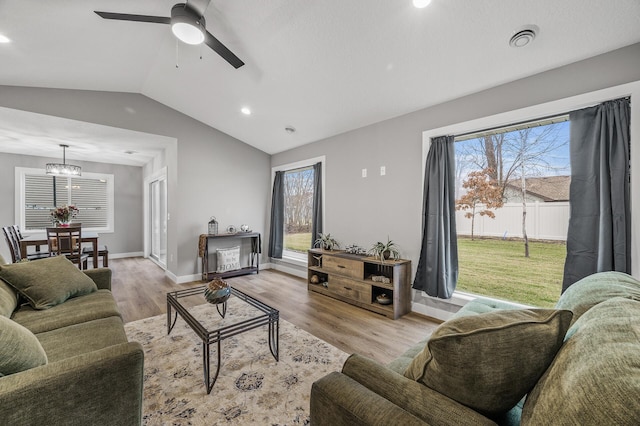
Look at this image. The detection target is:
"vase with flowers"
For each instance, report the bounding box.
[51,205,79,227]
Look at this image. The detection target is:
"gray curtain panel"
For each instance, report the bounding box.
[412,135,458,299]
[311,162,323,248]
[268,171,285,259]
[562,97,631,292]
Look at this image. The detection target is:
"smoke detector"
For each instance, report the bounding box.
[509,25,539,48]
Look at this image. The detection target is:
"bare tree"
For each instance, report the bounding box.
[456,122,569,256]
[283,168,314,233]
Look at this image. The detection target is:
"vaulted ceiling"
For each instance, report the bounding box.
[1,0,639,160]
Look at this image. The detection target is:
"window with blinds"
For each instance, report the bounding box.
[18,168,113,232]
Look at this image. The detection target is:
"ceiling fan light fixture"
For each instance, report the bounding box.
[413,0,432,8]
[171,3,205,45]
[46,144,82,176]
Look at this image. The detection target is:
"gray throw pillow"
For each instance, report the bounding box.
[0,256,97,310]
[404,309,573,415]
[0,315,48,376]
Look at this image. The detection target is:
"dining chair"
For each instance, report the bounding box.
[2,226,21,263]
[12,224,50,258]
[82,245,109,267]
[3,226,50,263]
[46,226,89,269]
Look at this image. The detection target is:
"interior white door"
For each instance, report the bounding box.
[149,177,167,268]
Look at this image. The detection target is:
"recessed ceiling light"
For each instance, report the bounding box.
[413,0,431,8]
[509,25,539,48]
[241,107,251,115]
[0,34,11,43]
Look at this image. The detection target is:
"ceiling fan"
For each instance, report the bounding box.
[94,1,244,69]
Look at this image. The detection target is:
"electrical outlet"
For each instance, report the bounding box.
[380,166,386,176]
[362,168,367,178]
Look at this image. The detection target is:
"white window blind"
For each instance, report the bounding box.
[18,168,114,232]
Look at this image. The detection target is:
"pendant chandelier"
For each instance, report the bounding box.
[46,144,81,176]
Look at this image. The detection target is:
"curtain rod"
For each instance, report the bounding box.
[454,96,630,141]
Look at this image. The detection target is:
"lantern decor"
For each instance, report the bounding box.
[204,278,231,317]
[208,216,218,235]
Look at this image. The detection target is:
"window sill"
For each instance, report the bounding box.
[278,256,307,268]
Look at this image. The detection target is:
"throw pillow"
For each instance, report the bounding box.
[0,280,18,318]
[216,246,241,273]
[522,298,640,425]
[404,309,573,415]
[0,315,48,376]
[556,271,640,326]
[0,256,97,310]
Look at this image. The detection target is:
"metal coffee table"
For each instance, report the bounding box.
[167,286,279,394]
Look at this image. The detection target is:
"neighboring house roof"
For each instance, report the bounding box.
[504,175,571,202]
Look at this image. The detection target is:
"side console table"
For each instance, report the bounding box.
[307,249,411,319]
[201,232,261,281]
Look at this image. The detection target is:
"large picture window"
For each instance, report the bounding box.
[269,156,325,262]
[16,168,114,232]
[454,117,570,307]
[283,166,315,259]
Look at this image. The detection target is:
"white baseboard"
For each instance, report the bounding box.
[270,262,306,279]
[109,252,144,259]
[165,270,179,283]
[175,273,200,284]
[172,263,273,284]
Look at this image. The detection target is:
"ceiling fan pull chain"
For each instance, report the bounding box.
[175,39,180,68]
[200,43,203,60]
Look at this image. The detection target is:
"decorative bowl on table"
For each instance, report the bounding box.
[204,278,231,304]
[376,294,393,305]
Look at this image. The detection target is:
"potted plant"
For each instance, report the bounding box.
[314,233,339,251]
[368,238,400,262]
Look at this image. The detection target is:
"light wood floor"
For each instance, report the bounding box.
[110,257,439,365]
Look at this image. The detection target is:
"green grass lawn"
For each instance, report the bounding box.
[457,237,566,307]
[284,232,312,253]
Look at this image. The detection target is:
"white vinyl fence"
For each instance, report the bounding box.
[456,202,569,241]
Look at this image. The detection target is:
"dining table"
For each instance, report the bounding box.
[19,231,100,268]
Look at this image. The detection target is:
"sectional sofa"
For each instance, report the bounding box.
[311,271,640,425]
[0,255,144,426]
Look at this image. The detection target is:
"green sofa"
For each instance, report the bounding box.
[0,255,144,426]
[311,271,640,425]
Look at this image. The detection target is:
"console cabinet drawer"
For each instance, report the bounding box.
[327,276,371,304]
[323,255,363,279]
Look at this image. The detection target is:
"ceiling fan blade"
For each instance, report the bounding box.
[94,11,171,25]
[205,31,245,69]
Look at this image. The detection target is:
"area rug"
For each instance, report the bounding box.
[125,296,349,425]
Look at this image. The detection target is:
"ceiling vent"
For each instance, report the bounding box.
[509,25,538,48]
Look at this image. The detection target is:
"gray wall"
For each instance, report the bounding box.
[0,152,143,261]
[272,42,640,310]
[0,88,271,278]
